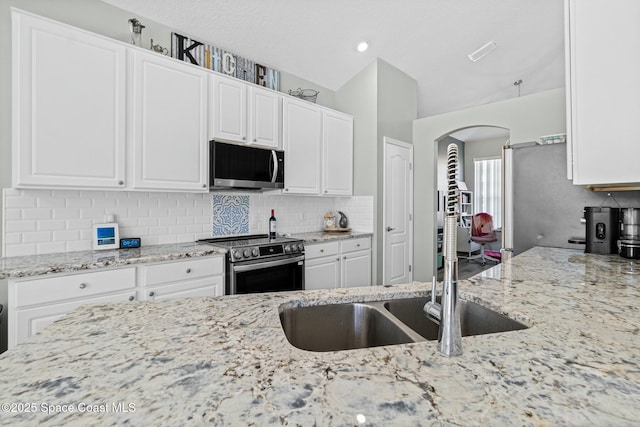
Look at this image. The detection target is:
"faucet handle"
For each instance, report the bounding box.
[424,276,441,322]
[430,276,437,304]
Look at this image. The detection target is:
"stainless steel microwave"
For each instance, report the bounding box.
[210,141,284,191]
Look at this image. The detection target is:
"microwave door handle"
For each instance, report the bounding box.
[271,150,278,183]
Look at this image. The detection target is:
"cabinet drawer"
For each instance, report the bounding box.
[340,237,371,253]
[144,256,224,286]
[305,241,340,259]
[146,276,224,301]
[14,268,136,307]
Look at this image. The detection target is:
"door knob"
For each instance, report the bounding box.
[386,227,395,232]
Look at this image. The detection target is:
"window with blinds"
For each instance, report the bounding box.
[474,156,501,228]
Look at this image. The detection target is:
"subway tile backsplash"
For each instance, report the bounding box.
[2,189,373,257]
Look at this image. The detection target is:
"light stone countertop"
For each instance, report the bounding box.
[0,247,639,425]
[293,230,373,243]
[0,243,227,280]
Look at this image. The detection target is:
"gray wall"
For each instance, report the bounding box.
[513,143,640,254]
[336,58,417,285]
[413,88,566,281]
[0,0,335,254]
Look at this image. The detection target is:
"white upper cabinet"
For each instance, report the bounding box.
[565,0,640,186]
[130,49,208,192]
[248,85,281,149]
[282,97,323,194]
[12,9,127,189]
[211,74,247,143]
[322,110,354,196]
[211,74,281,149]
[282,97,354,196]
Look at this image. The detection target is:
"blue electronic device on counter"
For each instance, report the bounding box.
[119,237,141,249]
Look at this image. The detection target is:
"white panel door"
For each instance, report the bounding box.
[322,110,353,196]
[383,138,414,285]
[305,256,340,290]
[342,251,371,288]
[130,49,208,192]
[282,97,322,194]
[12,10,126,189]
[249,86,280,149]
[211,74,247,143]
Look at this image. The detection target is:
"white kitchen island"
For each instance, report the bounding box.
[0,247,638,425]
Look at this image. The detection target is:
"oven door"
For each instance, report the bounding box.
[229,255,304,295]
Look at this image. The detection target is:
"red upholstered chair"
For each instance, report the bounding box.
[468,213,500,264]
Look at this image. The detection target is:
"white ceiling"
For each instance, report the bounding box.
[101,0,565,118]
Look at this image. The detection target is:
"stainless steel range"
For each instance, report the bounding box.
[198,234,305,295]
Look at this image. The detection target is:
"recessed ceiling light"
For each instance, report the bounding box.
[356,41,369,53]
[467,40,497,62]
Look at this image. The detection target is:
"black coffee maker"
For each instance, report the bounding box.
[584,207,620,254]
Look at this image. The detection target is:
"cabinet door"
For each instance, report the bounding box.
[146,276,224,301]
[342,250,371,288]
[282,97,322,194]
[305,256,341,290]
[130,50,208,191]
[12,10,126,189]
[12,291,136,348]
[567,0,640,185]
[322,110,354,196]
[211,74,247,143]
[248,86,280,148]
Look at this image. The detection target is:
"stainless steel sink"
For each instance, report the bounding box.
[279,296,528,352]
[279,302,424,352]
[384,297,528,340]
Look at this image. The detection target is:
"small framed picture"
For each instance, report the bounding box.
[92,223,120,251]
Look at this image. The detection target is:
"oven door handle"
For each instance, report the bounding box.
[233,255,304,273]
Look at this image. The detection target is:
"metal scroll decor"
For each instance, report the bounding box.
[171,33,280,91]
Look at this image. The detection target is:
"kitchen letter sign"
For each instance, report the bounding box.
[171,33,280,91]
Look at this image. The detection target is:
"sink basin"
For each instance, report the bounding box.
[384,297,528,340]
[279,302,423,352]
[280,296,528,352]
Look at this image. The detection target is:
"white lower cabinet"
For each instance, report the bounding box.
[305,237,371,290]
[7,255,225,348]
[8,267,137,348]
[141,257,224,301]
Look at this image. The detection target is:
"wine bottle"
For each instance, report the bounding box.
[269,209,277,239]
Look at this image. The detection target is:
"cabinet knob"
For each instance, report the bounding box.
[202,184,206,188]
[118,180,124,185]
[186,268,192,273]
[129,295,135,301]
[336,258,340,261]
[320,249,324,253]
[343,256,347,260]
[253,138,257,142]
[242,136,246,140]
[79,283,87,289]
[356,244,360,247]
[285,188,289,192]
[324,190,328,194]
[149,291,155,297]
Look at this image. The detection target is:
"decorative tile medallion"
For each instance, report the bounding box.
[212,195,249,236]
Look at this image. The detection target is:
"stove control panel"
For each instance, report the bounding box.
[230,241,304,262]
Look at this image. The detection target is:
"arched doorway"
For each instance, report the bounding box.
[435,125,510,279]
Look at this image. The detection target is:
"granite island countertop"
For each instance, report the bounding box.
[0,242,226,280]
[0,247,639,425]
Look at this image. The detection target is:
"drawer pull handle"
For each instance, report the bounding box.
[149,291,155,297]
[186,268,192,273]
[129,296,135,301]
[79,283,87,289]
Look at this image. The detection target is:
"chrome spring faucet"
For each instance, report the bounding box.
[424,143,462,357]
